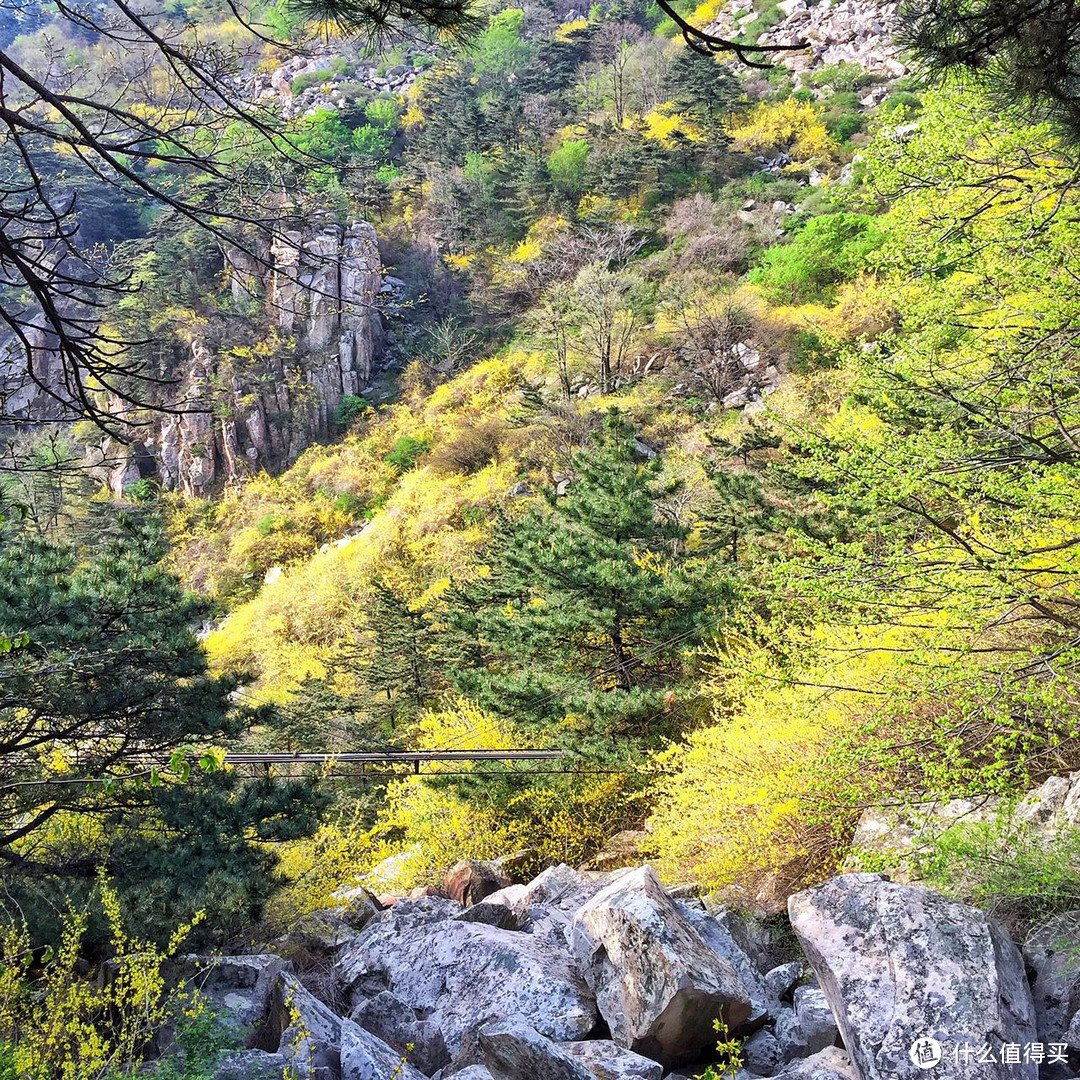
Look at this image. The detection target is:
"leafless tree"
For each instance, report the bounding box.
[591,21,644,126]
[572,262,639,393]
[678,294,756,399]
[0,0,474,439]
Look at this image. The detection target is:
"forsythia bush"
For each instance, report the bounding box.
[649,624,914,899]
[729,99,837,165]
[0,876,208,1080]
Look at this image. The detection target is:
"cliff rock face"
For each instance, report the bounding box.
[109,220,383,498]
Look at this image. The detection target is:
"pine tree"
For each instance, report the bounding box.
[701,469,774,563]
[447,411,727,754]
[0,516,325,945]
[664,47,744,141]
[901,0,1080,141]
[363,576,441,729]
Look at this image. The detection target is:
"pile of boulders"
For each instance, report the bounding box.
[246,45,431,120]
[708,0,905,82]
[181,863,1080,1080]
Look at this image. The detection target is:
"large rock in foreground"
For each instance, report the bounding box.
[562,1039,665,1080]
[570,865,753,1067]
[789,873,1037,1080]
[337,900,597,1054]
[445,1019,596,1080]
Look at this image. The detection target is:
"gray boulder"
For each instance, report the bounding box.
[679,901,777,1024]
[764,963,803,1005]
[1023,910,1080,1041]
[773,1047,859,1080]
[280,889,379,953]
[266,973,426,1080]
[1069,1010,1080,1049]
[775,988,838,1061]
[340,1020,430,1080]
[445,1019,595,1080]
[383,893,462,922]
[453,902,520,930]
[351,989,450,1074]
[267,973,341,1079]
[570,865,753,1067]
[212,1050,288,1080]
[337,906,597,1055]
[174,954,285,1035]
[744,1028,784,1076]
[1022,911,1080,1076]
[562,1039,665,1079]
[789,873,1037,1080]
[485,864,614,920]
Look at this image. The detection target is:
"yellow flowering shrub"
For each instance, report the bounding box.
[631,103,703,146]
[0,876,206,1080]
[729,99,837,165]
[554,17,588,40]
[649,624,914,898]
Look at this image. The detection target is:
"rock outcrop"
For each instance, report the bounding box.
[562,1039,665,1080]
[247,42,432,120]
[849,768,1080,883]
[789,873,1037,1080]
[106,220,383,498]
[709,0,904,82]
[569,865,754,1067]
[187,860,1078,1080]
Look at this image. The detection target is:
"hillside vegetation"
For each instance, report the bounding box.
[6,0,1080,1070]
[154,7,1080,915]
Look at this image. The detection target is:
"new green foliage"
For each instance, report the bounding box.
[749,212,885,302]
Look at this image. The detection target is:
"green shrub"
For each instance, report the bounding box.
[547,139,590,198]
[749,212,886,302]
[806,61,874,91]
[124,477,158,502]
[352,125,392,160]
[384,435,431,473]
[365,96,400,128]
[880,90,922,116]
[827,89,862,111]
[331,491,367,516]
[790,328,837,372]
[335,394,371,428]
[256,511,288,536]
[291,68,333,95]
[827,113,864,142]
[909,815,1080,932]
[327,55,353,78]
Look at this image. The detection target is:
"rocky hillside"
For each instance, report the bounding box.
[710,0,906,80]
[104,220,386,499]
[0,217,386,499]
[187,861,1078,1080]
